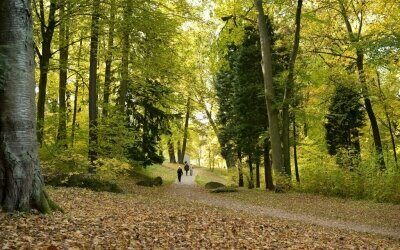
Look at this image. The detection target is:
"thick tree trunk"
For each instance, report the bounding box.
[168,139,177,163]
[88,0,100,169]
[282,0,303,176]
[102,2,115,119]
[56,2,69,147]
[179,98,190,164]
[0,0,56,213]
[71,35,83,147]
[255,0,284,174]
[263,139,274,190]
[36,0,57,145]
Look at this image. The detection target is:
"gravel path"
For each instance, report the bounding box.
[168,168,400,239]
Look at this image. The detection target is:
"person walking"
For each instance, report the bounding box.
[184,161,189,176]
[177,166,183,182]
[189,164,193,176]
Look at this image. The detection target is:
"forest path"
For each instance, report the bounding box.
[167,168,400,239]
[174,167,197,185]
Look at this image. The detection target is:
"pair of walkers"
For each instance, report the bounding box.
[177,161,193,182]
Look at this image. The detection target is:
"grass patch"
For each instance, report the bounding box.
[195,167,234,187]
[129,163,176,186]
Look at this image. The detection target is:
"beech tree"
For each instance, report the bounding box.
[255,0,284,175]
[0,0,57,213]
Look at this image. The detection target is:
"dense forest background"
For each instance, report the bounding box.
[31,0,399,203]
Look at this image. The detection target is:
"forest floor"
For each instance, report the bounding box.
[1,166,400,249]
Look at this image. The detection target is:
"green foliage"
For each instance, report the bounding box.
[126,80,173,167]
[295,153,400,203]
[45,174,123,193]
[40,147,90,175]
[273,175,292,193]
[325,84,366,168]
[96,158,131,180]
[129,164,176,186]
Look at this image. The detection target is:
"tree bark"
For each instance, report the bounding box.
[255,0,284,174]
[293,115,300,182]
[248,154,254,189]
[204,104,236,168]
[71,34,83,147]
[339,0,385,170]
[0,0,56,213]
[255,156,260,188]
[168,139,176,163]
[88,0,100,169]
[377,71,397,164]
[263,139,274,190]
[179,98,190,164]
[177,140,182,164]
[36,0,58,145]
[356,51,385,170]
[238,151,244,187]
[118,0,131,111]
[56,2,69,147]
[282,0,303,176]
[102,1,115,119]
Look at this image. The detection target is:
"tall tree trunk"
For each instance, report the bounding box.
[263,139,274,190]
[204,105,236,168]
[377,71,397,164]
[293,115,300,182]
[255,156,260,188]
[56,2,69,147]
[356,51,385,170]
[118,0,131,111]
[177,140,182,164]
[255,0,284,175]
[71,34,83,147]
[88,0,100,170]
[339,1,385,170]
[36,0,57,145]
[238,151,244,187]
[168,139,177,163]
[282,0,303,176]
[102,1,115,119]
[248,154,254,189]
[179,98,190,164]
[0,0,57,213]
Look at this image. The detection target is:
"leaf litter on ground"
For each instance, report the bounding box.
[1,186,400,249]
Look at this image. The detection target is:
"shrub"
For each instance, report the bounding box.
[45,174,123,193]
[205,181,225,189]
[153,176,163,186]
